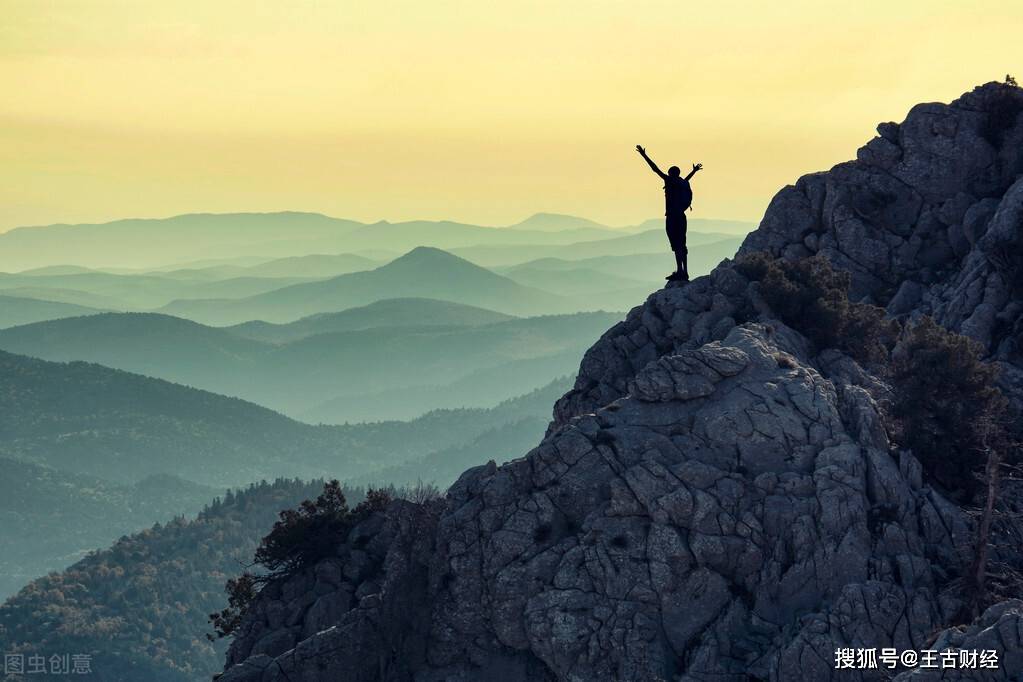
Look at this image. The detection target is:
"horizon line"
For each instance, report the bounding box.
[0,209,759,235]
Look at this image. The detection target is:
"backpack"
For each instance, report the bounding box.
[665,177,692,213]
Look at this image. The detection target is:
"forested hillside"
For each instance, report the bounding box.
[0,459,216,600]
[0,479,340,682]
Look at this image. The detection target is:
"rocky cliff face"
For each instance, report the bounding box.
[219,82,1023,682]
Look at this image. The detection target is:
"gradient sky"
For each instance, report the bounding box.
[1,1,1020,231]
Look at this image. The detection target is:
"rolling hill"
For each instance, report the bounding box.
[0,285,126,309]
[348,378,571,487]
[624,217,756,235]
[0,212,366,271]
[0,478,337,682]
[0,349,569,486]
[156,247,579,325]
[299,350,583,423]
[450,229,744,266]
[0,295,107,329]
[0,309,616,420]
[506,212,617,232]
[0,312,270,391]
[501,265,650,295]
[152,253,383,281]
[0,350,354,486]
[497,237,746,287]
[227,252,381,278]
[0,212,625,272]
[229,297,516,343]
[0,459,217,600]
[0,372,573,678]
[0,270,326,310]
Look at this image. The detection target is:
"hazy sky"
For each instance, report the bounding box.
[1,1,1020,231]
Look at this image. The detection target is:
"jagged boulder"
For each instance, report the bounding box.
[220,82,1023,681]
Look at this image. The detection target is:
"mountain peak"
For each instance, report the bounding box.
[508,213,610,232]
[219,82,1023,681]
[380,245,481,270]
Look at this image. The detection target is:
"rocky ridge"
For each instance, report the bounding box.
[219,81,1023,681]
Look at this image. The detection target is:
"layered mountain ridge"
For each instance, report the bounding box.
[217,81,1023,681]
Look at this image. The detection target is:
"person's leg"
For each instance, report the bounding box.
[680,214,689,278]
[674,250,686,277]
[665,216,679,278]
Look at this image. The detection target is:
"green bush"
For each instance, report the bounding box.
[890,317,1010,498]
[210,480,392,638]
[260,482,364,572]
[734,252,896,364]
[733,254,1015,502]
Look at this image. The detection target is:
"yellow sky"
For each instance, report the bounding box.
[1,1,1020,231]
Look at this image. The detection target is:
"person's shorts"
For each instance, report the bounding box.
[665,213,687,252]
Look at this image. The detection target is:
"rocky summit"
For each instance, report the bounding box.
[218,82,1023,682]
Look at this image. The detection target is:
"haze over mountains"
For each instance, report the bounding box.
[0,344,569,600]
[0,209,750,604]
[0,212,748,328]
[0,458,217,599]
[0,308,615,420]
[157,247,581,323]
[228,298,514,343]
[0,295,108,329]
[0,211,751,271]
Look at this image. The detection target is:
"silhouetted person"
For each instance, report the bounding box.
[636,145,702,281]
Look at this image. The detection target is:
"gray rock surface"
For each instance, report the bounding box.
[220,82,1023,681]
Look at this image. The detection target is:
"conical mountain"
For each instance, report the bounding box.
[159,246,578,325]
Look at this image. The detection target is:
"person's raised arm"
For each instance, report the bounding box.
[685,162,703,181]
[636,145,667,179]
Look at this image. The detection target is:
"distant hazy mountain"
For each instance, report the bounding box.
[0,270,325,310]
[500,265,651,295]
[627,217,755,235]
[497,253,670,280]
[300,349,583,423]
[0,285,126,309]
[0,309,616,420]
[229,297,516,343]
[0,459,216,600]
[0,295,107,329]
[228,252,381,278]
[0,478,335,682]
[355,418,545,489]
[0,350,347,486]
[349,378,571,487]
[0,211,751,272]
[0,349,568,486]
[333,219,617,253]
[451,229,743,266]
[0,212,365,270]
[157,247,577,324]
[151,253,381,282]
[142,254,279,272]
[497,239,745,286]
[10,264,100,276]
[0,211,625,271]
[507,212,617,232]
[0,312,269,386]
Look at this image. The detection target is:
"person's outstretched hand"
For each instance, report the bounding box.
[636,145,646,155]
[692,162,703,172]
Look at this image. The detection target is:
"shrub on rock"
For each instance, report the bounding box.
[735,251,896,364]
[890,316,1010,497]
